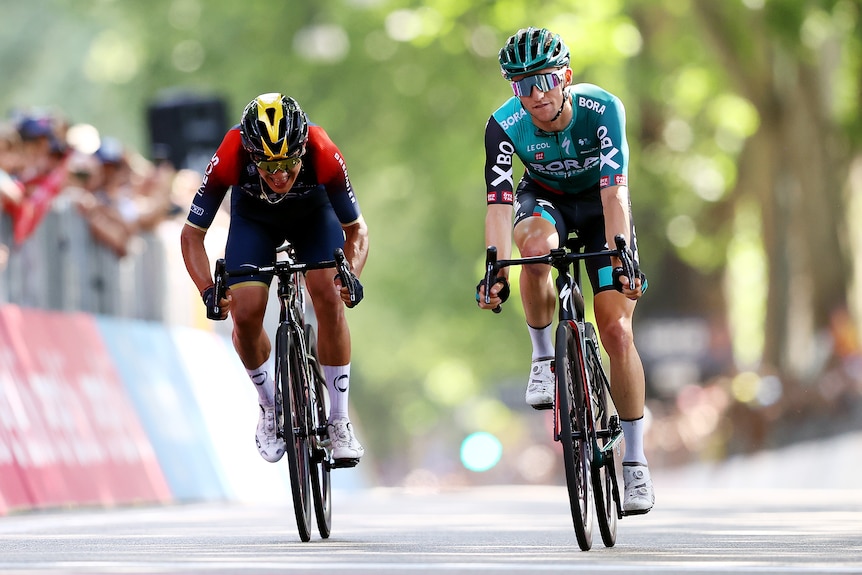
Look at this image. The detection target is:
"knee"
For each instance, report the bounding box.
[518,235,552,258]
[308,284,344,324]
[518,237,554,280]
[598,317,634,357]
[230,295,265,335]
[232,307,262,336]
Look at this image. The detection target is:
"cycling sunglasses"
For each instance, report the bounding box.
[255,155,302,174]
[511,70,566,97]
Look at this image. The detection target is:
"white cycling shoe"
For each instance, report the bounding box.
[622,463,654,514]
[256,404,285,463]
[525,358,554,410]
[327,416,364,467]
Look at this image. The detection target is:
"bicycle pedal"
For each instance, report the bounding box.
[531,402,553,411]
[621,508,652,517]
[330,458,360,469]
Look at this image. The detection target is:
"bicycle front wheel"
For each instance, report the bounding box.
[585,323,618,548]
[555,321,594,551]
[305,323,332,539]
[276,322,313,542]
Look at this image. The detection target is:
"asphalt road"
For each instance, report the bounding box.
[0,483,860,575]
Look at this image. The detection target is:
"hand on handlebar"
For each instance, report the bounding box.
[332,248,363,308]
[334,272,364,308]
[476,276,510,311]
[611,266,647,300]
[204,258,231,320]
[612,234,647,301]
[478,246,510,313]
[203,285,232,320]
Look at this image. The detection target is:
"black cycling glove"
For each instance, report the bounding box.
[476,276,510,304]
[612,267,648,294]
[336,272,364,308]
[202,286,226,320]
[347,275,364,308]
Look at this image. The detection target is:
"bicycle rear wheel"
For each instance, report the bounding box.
[276,322,313,542]
[305,323,332,539]
[585,323,618,548]
[555,321,594,551]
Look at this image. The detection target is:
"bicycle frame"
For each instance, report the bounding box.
[550,249,624,463]
[214,246,354,541]
[272,252,320,444]
[484,234,636,548]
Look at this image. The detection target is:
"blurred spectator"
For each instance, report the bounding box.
[0,122,24,209]
[17,115,58,182]
[127,148,182,232]
[6,114,71,244]
[72,135,183,258]
[73,137,138,257]
[63,149,102,195]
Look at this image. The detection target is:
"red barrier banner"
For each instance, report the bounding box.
[0,318,71,509]
[0,306,171,509]
[0,358,34,512]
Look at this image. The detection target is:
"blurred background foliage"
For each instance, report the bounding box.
[4,0,862,484]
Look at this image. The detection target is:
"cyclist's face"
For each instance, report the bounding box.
[513,67,571,123]
[257,159,302,194]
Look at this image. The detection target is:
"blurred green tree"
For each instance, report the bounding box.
[2,0,861,478]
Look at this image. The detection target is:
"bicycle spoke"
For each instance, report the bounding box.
[279,324,313,542]
[305,323,332,539]
[556,322,594,551]
[585,324,619,547]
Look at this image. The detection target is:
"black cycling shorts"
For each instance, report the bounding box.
[513,177,639,294]
[224,186,345,288]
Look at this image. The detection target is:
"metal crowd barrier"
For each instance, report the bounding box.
[0,190,167,322]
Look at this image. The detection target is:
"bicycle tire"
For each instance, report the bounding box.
[305,323,332,539]
[555,321,594,551]
[584,323,618,548]
[276,322,313,542]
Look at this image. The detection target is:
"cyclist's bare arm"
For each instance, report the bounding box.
[330,215,368,307]
[478,204,514,310]
[341,215,369,277]
[180,222,231,315]
[600,185,642,299]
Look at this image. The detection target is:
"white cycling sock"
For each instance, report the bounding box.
[247,356,275,407]
[528,323,554,360]
[621,417,648,465]
[324,364,350,420]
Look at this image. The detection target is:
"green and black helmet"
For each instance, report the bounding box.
[499,27,570,80]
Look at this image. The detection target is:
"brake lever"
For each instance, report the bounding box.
[485,246,502,313]
[334,248,357,305]
[613,234,636,290]
[212,258,227,317]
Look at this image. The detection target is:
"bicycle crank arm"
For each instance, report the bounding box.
[598,431,624,455]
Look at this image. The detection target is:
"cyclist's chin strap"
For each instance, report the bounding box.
[549,99,566,123]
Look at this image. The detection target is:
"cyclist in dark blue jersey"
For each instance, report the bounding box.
[181,93,368,466]
[476,28,653,514]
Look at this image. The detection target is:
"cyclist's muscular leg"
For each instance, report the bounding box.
[592,290,645,421]
[514,217,558,409]
[229,283,272,369]
[305,268,350,364]
[595,290,654,512]
[230,282,285,463]
[305,268,364,463]
[513,217,559,327]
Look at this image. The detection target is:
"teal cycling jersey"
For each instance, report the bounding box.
[484,83,629,204]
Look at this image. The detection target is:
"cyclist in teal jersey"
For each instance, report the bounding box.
[476,27,653,514]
